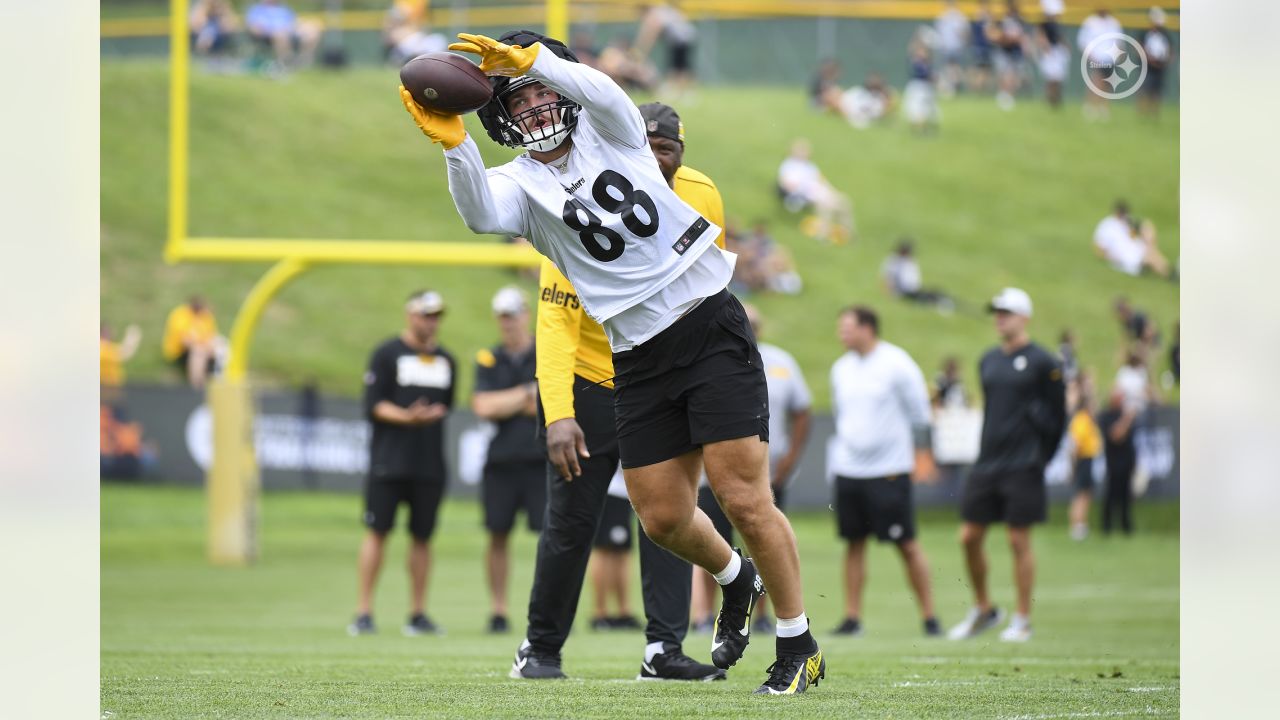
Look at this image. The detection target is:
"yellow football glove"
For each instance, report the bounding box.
[398,85,466,150]
[447,33,541,77]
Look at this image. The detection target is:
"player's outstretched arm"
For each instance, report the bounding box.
[449,33,646,150]
[398,85,526,237]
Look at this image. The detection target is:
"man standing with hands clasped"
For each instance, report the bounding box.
[351,290,456,637]
[949,288,1065,643]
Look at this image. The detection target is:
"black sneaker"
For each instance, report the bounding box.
[753,646,826,695]
[638,646,726,682]
[488,614,510,634]
[923,617,942,637]
[831,617,862,636]
[710,550,765,670]
[347,613,375,636]
[509,639,566,680]
[590,617,612,631]
[403,613,444,636]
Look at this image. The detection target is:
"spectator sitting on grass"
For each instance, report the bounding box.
[810,58,843,110]
[777,138,855,244]
[190,0,240,59]
[383,0,446,66]
[726,222,803,296]
[832,72,898,130]
[162,295,224,390]
[932,356,969,409]
[1092,200,1173,278]
[881,238,954,312]
[245,0,321,71]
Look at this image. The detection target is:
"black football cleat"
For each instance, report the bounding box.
[710,550,766,670]
[753,646,826,695]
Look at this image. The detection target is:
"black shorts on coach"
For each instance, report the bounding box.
[834,475,917,543]
[482,462,547,534]
[363,475,446,541]
[961,467,1047,527]
[592,495,634,550]
[612,290,770,469]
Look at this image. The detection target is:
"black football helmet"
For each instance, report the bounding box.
[476,30,581,152]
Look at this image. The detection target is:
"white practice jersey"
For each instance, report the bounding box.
[443,48,727,349]
[828,340,931,479]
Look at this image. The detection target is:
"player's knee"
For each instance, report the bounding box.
[635,506,687,546]
[718,493,771,537]
[959,525,984,547]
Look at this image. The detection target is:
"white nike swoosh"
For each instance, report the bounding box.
[514,657,528,670]
[711,639,726,652]
[641,662,656,675]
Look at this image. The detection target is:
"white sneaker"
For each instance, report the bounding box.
[999,615,1033,643]
[947,606,1005,640]
[1070,523,1088,541]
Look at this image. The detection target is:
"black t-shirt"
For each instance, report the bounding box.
[363,337,456,481]
[973,341,1066,474]
[474,342,542,468]
[1096,408,1137,471]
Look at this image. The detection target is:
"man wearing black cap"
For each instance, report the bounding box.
[949,288,1065,644]
[513,102,728,683]
[350,290,456,637]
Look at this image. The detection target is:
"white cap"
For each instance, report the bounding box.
[1149,6,1166,25]
[405,290,445,315]
[989,287,1033,318]
[491,286,528,316]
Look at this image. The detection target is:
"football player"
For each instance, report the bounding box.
[400,30,824,694]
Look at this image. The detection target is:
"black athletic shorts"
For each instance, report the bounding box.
[670,42,693,73]
[961,466,1047,527]
[1073,457,1096,492]
[1145,66,1166,97]
[483,461,548,534]
[613,290,770,469]
[697,483,787,547]
[834,474,917,543]
[363,475,446,541]
[593,494,634,550]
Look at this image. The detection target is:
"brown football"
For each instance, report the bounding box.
[400,52,493,115]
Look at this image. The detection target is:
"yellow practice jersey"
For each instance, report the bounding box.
[162,304,218,361]
[536,163,726,426]
[1069,409,1102,459]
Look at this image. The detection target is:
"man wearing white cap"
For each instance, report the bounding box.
[472,286,544,634]
[949,288,1066,643]
[351,289,456,637]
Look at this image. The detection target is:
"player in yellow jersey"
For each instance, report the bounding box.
[511,103,730,682]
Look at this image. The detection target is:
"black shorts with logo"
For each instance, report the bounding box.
[834,475,917,543]
[592,494,634,550]
[612,290,770,469]
[363,475,446,541]
[961,466,1047,527]
[697,483,787,547]
[483,461,548,534]
[1073,457,1096,492]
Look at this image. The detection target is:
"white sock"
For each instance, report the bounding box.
[644,641,666,663]
[1009,613,1030,630]
[776,613,809,638]
[712,552,742,586]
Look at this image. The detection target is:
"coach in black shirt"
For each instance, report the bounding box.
[948,288,1065,644]
[472,287,545,634]
[350,290,456,637]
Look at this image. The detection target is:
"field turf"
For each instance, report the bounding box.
[101,485,1178,718]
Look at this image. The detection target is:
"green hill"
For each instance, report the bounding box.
[101,61,1179,406]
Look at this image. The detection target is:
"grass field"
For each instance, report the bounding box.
[101,62,1179,406]
[101,485,1179,718]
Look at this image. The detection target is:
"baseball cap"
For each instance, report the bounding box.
[988,287,1033,317]
[491,286,528,316]
[405,290,445,315]
[638,102,684,144]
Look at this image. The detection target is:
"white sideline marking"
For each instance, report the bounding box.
[904,656,1178,668]
[1000,708,1165,720]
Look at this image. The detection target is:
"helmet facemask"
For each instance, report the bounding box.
[488,76,580,153]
